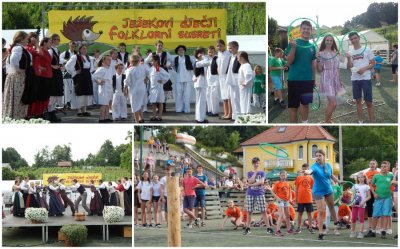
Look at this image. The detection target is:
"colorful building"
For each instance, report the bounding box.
[239,126,339,177]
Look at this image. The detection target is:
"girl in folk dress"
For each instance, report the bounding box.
[193,47,209,123]
[123,177,132,215]
[36,184,49,210]
[98,180,110,206]
[3,31,32,119]
[124,54,148,123]
[148,54,170,122]
[92,55,113,122]
[317,35,344,123]
[108,181,118,206]
[26,181,38,208]
[237,51,254,115]
[89,186,104,216]
[112,63,128,121]
[12,180,25,217]
[47,178,65,216]
[65,45,93,117]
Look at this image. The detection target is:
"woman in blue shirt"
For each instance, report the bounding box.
[302,149,343,240]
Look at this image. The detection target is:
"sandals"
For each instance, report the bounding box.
[150,117,162,122]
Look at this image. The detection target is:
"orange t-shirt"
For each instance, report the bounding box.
[289,205,295,221]
[242,210,248,222]
[338,204,351,217]
[364,169,379,190]
[313,210,326,225]
[272,181,291,201]
[294,175,314,203]
[225,206,242,219]
[267,203,278,214]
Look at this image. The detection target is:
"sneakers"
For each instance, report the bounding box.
[350,231,356,238]
[275,230,283,237]
[155,223,162,228]
[365,230,376,237]
[287,228,294,234]
[375,82,381,86]
[357,232,364,239]
[266,228,274,234]
[194,218,201,227]
[243,227,251,235]
[279,100,286,108]
[186,224,193,229]
[318,233,325,240]
[387,229,392,235]
[309,228,315,234]
[334,229,340,235]
[294,227,301,234]
[381,230,387,239]
[323,228,329,235]
[201,221,206,227]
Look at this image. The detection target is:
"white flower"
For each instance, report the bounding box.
[25,208,49,222]
[2,118,50,124]
[102,206,125,223]
[235,113,266,124]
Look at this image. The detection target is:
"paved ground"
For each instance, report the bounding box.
[268,66,398,124]
[134,216,398,247]
[52,102,264,124]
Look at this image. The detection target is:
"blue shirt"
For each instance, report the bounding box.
[374,56,383,70]
[310,162,333,196]
[195,174,208,196]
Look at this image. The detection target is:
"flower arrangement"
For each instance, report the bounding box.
[235,113,266,124]
[103,206,125,223]
[60,224,88,246]
[25,208,48,223]
[2,117,50,124]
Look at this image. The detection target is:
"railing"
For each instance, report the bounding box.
[264,158,295,169]
[184,145,226,178]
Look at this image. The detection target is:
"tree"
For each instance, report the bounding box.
[2,167,17,180]
[268,16,279,48]
[2,147,29,169]
[96,140,119,166]
[33,146,53,167]
[51,144,72,163]
[225,131,241,152]
[120,131,132,172]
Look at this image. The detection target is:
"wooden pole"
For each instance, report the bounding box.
[167,176,181,247]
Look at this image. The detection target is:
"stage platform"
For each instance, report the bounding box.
[2,207,132,243]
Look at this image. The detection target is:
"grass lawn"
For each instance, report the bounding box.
[134,215,398,247]
[268,66,398,123]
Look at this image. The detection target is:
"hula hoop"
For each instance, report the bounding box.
[318,33,342,61]
[287,17,320,49]
[259,143,289,158]
[340,30,368,55]
[339,181,356,206]
[311,86,320,111]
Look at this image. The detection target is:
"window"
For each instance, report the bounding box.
[326,146,329,160]
[312,145,318,159]
[278,126,286,133]
[298,145,303,160]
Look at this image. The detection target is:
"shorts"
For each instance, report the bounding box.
[373,197,392,217]
[297,203,314,212]
[366,192,375,217]
[392,64,398,74]
[141,199,150,204]
[134,191,140,208]
[246,195,266,213]
[152,196,160,202]
[183,196,196,210]
[352,80,372,102]
[287,80,314,108]
[374,68,381,73]
[271,76,283,90]
[313,192,333,201]
[277,200,290,208]
[194,195,206,208]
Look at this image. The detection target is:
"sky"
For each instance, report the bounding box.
[268,0,396,27]
[2,125,132,165]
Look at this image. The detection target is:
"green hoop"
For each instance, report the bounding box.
[259,143,289,158]
[318,33,342,61]
[311,86,320,111]
[287,17,320,49]
[340,30,368,55]
[339,181,356,206]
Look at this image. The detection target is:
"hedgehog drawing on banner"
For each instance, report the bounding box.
[61,16,103,45]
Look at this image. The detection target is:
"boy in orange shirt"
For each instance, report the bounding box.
[221,199,244,230]
[338,204,351,229]
[271,170,294,236]
[294,164,315,234]
[267,198,279,226]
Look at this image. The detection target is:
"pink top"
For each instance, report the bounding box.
[182,176,201,196]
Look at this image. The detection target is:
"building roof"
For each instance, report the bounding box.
[240,126,335,146]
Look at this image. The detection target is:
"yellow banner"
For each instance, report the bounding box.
[48,9,227,50]
[43,173,102,186]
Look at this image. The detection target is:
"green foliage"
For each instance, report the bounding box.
[227,3,266,35]
[2,147,29,170]
[343,158,370,181]
[2,167,17,180]
[60,224,88,246]
[225,131,241,153]
[268,16,279,48]
[373,24,398,45]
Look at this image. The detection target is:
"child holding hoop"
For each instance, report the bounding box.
[350,173,371,238]
[301,149,343,240]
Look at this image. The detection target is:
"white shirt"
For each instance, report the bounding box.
[28,186,36,194]
[176,55,194,83]
[160,176,168,197]
[224,179,234,188]
[226,54,239,86]
[7,45,33,73]
[124,64,148,92]
[193,57,210,88]
[152,181,162,197]
[48,46,59,59]
[144,51,174,68]
[149,66,170,89]
[65,54,93,78]
[217,50,230,75]
[59,49,75,65]
[206,56,219,86]
[353,184,370,208]
[115,73,123,93]
[238,63,254,88]
[138,181,152,200]
[349,47,374,81]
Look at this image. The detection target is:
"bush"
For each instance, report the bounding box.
[25,208,48,223]
[60,224,88,246]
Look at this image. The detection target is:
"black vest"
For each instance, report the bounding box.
[152,52,168,71]
[117,52,129,65]
[75,54,90,71]
[77,184,85,195]
[59,188,67,196]
[226,55,241,74]
[210,56,218,75]
[64,50,75,61]
[194,61,205,77]
[174,55,193,72]
[112,74,126,92]
[18,46,31,70]
[50,48,59,66]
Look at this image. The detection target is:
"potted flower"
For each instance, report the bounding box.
[103,206,125,223]
[60,224,88,246]
[25,208,48,223]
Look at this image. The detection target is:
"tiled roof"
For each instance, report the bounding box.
[240,126,335,146]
